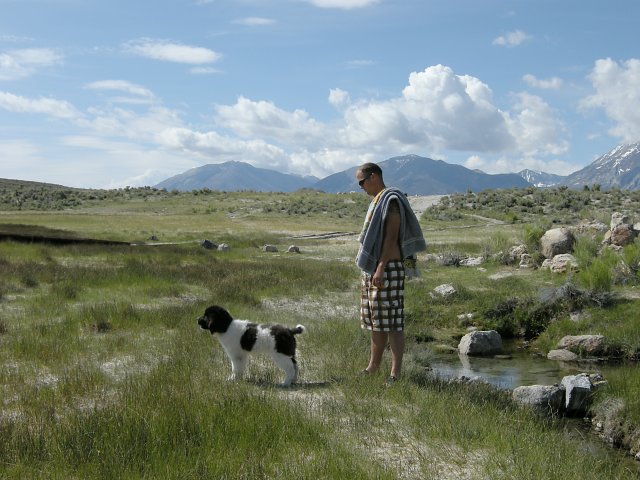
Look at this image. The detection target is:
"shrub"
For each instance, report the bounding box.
[622,241,640,280]
[572,234,600,269]
[522,223,547,257]
[481,232,511,264]
[575,249,617,293]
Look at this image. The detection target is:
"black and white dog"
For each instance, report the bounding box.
[197,305,305,387]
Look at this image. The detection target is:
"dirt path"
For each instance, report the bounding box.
[408,195,443,216]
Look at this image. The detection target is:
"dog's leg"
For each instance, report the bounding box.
[273,353,297,387]
[229,354,248,381]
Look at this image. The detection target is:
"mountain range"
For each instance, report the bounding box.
[154,143,640,194]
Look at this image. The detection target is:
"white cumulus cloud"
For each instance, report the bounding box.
[329,88,350,108]
[0,48,62,81]
[157,127,289,170]
[305,0,379,9]
[580,57,640,143]
[505,92,569,157]
[158,64,569,178]
[0,91,81,119]
[340,65,514,153]
[214,96,328,147]
[523,74,563,90]
[123,39,221,64]
[492,30,531,47]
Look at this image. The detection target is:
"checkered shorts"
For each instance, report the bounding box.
[360,260,405,332]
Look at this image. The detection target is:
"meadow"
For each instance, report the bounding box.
[0,183,639,479]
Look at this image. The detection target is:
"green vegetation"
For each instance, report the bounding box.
[426,185,640,225]
[1,182,639,478]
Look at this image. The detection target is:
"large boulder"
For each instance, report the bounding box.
[608,224,636,247]
[541,253,578,273]
[512,385,565,414]
[603,212,638,247]
[557,335,607,356]
[610,212,629,229]
[561,373,594,417]
[458,330,502,356]
[540,228,575,259]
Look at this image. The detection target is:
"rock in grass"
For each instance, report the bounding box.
[561,373,593,417]
[432,283,456,298]
[458,330,502,356]
[557,335,607,356]
[547,349,579,361]
[540,227,575,259]
[512,385,565,414]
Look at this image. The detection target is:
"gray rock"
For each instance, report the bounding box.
[542,253,578,273]
[540,227,575,259]
[561,373,593,416]
[609,224,635,247]
[460,256,483,267]
[432,284,456,298]
[610,212,629,229]
[509,244,528,257]
[557,335,607,356]
[512,385,565,413]
[547,349,579,361]
[519,253,533,268]
[458,330,503,356]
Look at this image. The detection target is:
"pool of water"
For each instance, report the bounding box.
[424,346,610,390]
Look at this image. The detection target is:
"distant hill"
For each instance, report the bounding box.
[562,143,640,190]
[517,169,566,188]
[314,155,531,194]
[154,161,317,192]
[5,143,640,195]
[155,155,530,194]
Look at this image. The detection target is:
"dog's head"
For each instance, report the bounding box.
[197,305,234,334]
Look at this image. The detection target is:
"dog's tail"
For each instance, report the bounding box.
[291,324,306,335]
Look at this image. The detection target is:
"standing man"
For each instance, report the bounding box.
[355,162,426,383]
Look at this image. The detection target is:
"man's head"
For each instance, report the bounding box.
[356,162,384,195]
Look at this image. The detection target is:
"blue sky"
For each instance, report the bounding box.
[1,0,639,188]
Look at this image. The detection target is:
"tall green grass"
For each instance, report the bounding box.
[1,197,639,478]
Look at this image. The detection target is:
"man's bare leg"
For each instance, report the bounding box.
[389,331,405,379]
[366,331,388,373]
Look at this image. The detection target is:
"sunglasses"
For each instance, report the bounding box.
[358,172,373,187]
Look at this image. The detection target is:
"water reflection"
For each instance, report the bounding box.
[426,349,605,390]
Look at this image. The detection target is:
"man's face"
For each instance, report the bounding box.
[356,170,375,195]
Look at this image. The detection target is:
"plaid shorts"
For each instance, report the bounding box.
[360,260,405,332]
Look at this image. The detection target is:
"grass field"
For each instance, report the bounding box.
[1,186,639,478]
